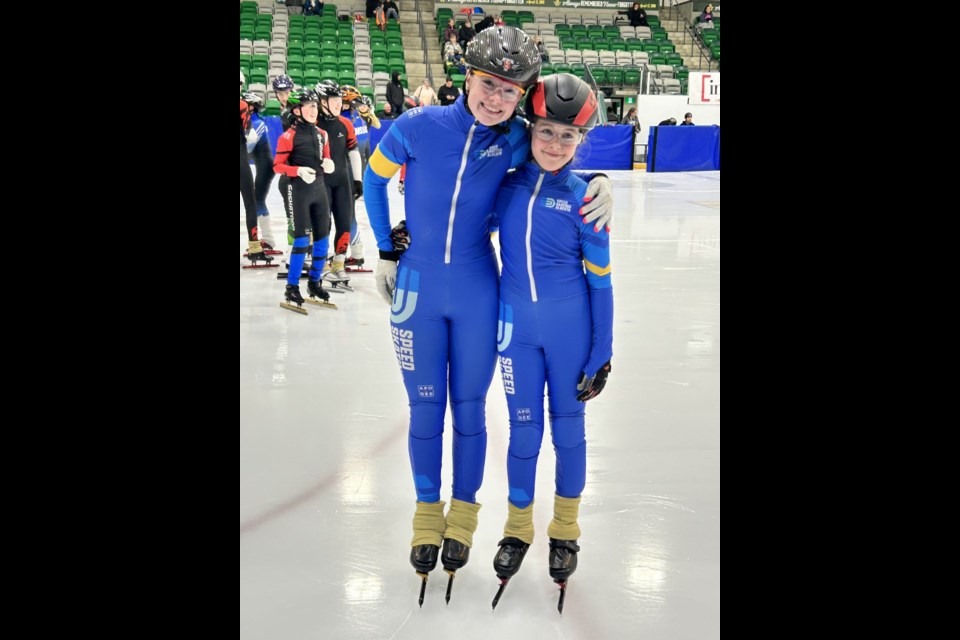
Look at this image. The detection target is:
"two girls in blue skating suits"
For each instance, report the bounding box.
[362,25,614,600]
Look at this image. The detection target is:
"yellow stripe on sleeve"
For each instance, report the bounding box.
[369,148,402,178]
[584,259,612,277]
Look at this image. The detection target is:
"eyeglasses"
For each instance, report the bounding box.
[471,71,525,101]
[532,125,583,146]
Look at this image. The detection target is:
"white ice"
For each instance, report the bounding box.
[240,169,720,640]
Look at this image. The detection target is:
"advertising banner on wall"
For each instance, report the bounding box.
[688,72,720,105]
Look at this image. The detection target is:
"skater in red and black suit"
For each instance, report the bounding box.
[241,70,270,265]
[314,80,364,287]
[274,88,337,310]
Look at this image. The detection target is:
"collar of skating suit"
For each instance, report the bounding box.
[521,160,572,186]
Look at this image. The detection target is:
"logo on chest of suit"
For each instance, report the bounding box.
[542,197,573,213]
[478,145,503,160]
[338,132,345,138]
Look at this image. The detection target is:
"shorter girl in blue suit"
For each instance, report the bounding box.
[490,74,614,610]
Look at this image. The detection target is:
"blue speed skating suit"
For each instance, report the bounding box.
[494,161,614,508]
[363,96,529,504]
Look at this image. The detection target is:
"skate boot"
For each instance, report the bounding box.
[307,279,330,302]
[260,241,282,256]
[305,279,337,310]
[548,539,580,583]
[280,285,307,315]
[244,240,276,269]
[547,495,582,614]
[441,499,481,604]
[323,254,352,290]
[491,502,535,610]
[411,501,446,608]
[345,239,368,271]
[257,207,280,254]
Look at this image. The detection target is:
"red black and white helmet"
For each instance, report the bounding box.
[524,73,599,131]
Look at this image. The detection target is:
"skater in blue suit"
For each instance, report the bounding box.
[489,74,614,612]
[362,27,614,604]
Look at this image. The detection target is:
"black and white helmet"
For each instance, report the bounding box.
[315,80,343,98]
[463,25,541,90]
[242,92,265,114]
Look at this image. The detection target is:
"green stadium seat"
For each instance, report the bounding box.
[264,99,282,116]
[249,68,267,84]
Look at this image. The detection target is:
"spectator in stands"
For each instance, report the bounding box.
[303,0,324,17]
[437,76,461,106]
[475,13,495,32]
[618,3,648,28]
[533,36,549,62]
[413,79,438,106]
[387,71,406,115]
[374,0,387,31]
[444,33,466,75]
[458,18,477,47]
[384,0,399,20]
[700,4,714,23]
[444,18,458,43]
[658,117,677,126]
[622,107,640,131]
[377,102,397,120]
[366,0,379,19]
[494,14,505,27]
[680,112,694,125]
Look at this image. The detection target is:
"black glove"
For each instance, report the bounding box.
[353,180,363,200]
[379,220,411,261]
[576,361,611,402]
